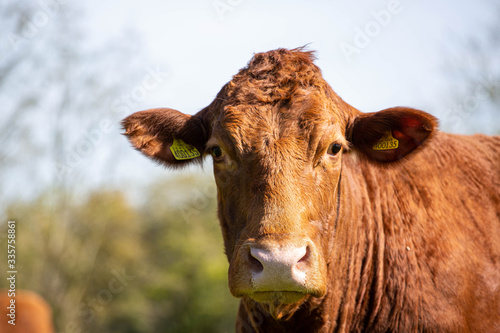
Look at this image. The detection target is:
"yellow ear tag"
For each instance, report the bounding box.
[170,138,201,160]
[373,131,399,151]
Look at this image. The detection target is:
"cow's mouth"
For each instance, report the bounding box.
[247,292,309,320]
[248,289,327,320]
[250,291,307,304]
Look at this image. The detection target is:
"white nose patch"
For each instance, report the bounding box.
[250,245,308,291]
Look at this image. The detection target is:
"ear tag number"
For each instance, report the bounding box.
[170,138,201,160]
[373,131,399,151]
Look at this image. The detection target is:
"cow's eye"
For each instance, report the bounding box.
[211,146,225,159]
[328,143,342,155]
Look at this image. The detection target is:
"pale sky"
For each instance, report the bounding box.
[86,0,494,117]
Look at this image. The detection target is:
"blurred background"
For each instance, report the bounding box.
[0,0,498,332]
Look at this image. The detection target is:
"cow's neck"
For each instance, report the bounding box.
[326,155,426,331]
[325,157,389,330]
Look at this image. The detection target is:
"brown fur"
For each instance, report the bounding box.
[0,290,55,333]
[122,48,500,332]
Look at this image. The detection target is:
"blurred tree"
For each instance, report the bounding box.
[0,1,147,205]
[0,174,238,333]
[138,174,238,333]
[1,190,146,332]
[0,3,157,330]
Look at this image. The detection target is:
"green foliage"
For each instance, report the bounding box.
[0,174,238,332]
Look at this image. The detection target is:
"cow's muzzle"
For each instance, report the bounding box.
[228,237,327,305]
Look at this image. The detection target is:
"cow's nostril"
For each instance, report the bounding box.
[298,246,310,263]
[296,245,310,271]
[248,250,264,273]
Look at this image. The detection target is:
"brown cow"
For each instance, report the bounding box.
[122,48,500,332]
[0,290,55,333]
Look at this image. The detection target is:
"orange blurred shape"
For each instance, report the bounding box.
[0,290,55,333]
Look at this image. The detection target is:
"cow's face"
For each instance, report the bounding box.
[122,48,437,319]
[209,96,346,312]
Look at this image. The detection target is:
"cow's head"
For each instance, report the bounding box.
[122,48,437,319]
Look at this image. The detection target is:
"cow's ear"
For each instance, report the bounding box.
[122,108,209,168]
[346,107,438,163]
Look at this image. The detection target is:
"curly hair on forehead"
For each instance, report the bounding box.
[226,47,328,105]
